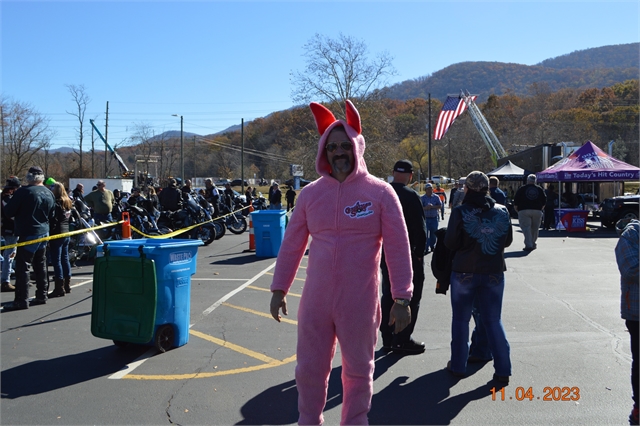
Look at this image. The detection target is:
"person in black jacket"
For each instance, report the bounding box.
[268,183,282,210]
[158,179,183,211]
[444,171,513,383]
[48,183,77,297]
[3,166,55,311]
[380,160,428,354]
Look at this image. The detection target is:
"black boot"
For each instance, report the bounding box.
[48,278,65,298]
[64,277,71,294]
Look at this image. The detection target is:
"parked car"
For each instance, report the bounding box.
[230,179,248,187]
[284,178,312,188]
[599,195,639,229]
[430,176,450,184]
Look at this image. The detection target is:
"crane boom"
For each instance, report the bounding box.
[90,119,130,173]
[461,91,508,165]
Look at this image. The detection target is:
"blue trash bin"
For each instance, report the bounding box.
[251,210,287,258]
[95,238,203,352]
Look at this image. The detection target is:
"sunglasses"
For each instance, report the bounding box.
[325,142,353,153]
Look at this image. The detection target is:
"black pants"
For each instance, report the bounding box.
[380,252,424,345]
[543,207,555,229]
[14,246,47,304]
[627,320,639,407]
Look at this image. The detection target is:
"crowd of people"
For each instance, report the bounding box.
[0,174,285,299]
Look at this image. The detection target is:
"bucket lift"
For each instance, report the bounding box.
[461,90,508,166]
[90,119,132,177]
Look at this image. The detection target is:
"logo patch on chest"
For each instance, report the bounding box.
[344,201,374,218]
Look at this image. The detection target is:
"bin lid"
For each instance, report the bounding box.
[98,238,203,254]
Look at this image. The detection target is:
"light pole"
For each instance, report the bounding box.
[172,114,184,185]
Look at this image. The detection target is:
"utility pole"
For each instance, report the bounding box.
[91,125,95,178]
[104,101,109,177]
[428,93,432,182]
[180,115,184,185]
[241,118,245,193]
[193,135,196,179]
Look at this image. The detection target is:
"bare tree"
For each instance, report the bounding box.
[66,84,91,176]
[291,33,397,110]
[1,97,55,177]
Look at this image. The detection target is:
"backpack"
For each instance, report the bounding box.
[431,227,454,295]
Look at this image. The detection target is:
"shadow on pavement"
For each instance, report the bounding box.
[0,346,148,399]
[237,349,493,425]
[369,369,499,425]
[210,254,264,265]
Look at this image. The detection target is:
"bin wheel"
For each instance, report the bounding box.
[155,324,174,353]
[113,340,130,348]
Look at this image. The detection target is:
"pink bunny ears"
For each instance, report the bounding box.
[310,100,362,136]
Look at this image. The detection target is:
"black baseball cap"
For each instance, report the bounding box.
[393,160,413,173]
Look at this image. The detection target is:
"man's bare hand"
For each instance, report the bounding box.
[389,303,411,334]
[270,290,287,322]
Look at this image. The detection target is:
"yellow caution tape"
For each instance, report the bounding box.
[0,221,124,250]
[0,205,251,249]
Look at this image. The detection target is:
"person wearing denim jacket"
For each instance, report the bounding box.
[444,171,513,383]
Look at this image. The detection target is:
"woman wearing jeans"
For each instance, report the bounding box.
[48,183,75,297]
[444,171,513,383]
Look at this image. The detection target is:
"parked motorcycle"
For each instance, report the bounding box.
[158,193,216,245]
[195,195,226,240]
[251,193,268,211]
[114,204,173,240]
[218,199,248,234]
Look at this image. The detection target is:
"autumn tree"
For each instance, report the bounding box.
[290,33,397,112]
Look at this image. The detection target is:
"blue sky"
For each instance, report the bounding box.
[2,1,638,150]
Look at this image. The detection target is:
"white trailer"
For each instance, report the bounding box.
[69,178,134,194]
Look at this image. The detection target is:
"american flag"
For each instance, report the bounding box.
[433,95,476,140]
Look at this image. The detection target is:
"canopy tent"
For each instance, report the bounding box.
[487,161,528,181]
[536,141,640,182]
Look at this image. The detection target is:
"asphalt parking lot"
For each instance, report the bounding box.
[0,216,634,425]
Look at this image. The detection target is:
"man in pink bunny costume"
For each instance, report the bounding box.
[270,100,414,425]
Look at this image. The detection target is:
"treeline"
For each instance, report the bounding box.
[5,80,638,188]
[191,79,639,183]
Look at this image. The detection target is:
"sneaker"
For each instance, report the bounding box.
[29,298,47,306]
[493,373,510,384]
[2,301,28,312]
[446,361,465,377]
[392,338,425,355]
[1,282,15,292]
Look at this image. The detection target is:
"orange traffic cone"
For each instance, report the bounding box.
[122,211,132,239]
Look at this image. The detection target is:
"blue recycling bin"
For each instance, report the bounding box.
[252,210,287,258]
[93,238,202,352]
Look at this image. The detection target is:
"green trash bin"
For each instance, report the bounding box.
[91,252,158,346]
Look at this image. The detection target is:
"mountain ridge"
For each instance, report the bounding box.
[384,42,639,103]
